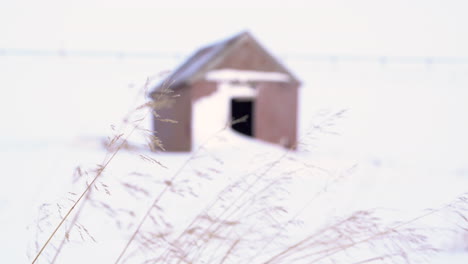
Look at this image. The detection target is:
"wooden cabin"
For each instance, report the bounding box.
[150,31,300,151]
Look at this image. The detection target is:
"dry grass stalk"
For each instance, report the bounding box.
[113,118,238,264]
[30,74,468,264]
[108,111,350,263]
[31,75,171,264]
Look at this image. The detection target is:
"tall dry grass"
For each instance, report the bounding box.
[29,78,468,264]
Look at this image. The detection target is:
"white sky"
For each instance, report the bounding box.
[1,0,468,56]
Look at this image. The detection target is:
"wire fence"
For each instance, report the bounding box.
[2,48,468,66]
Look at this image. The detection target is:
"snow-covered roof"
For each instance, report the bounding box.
[150,31,300,96]
[205,69,291,83]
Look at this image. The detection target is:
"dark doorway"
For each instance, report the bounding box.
[231,98,254,137]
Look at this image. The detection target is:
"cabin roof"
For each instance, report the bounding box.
[150,31,300,95]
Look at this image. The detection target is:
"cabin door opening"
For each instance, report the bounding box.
[230,98,254,137]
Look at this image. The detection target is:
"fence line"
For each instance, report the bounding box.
[1,48,468,65]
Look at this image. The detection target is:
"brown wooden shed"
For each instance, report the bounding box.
[150,31,300,152]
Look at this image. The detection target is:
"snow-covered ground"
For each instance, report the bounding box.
[1,55,467,263]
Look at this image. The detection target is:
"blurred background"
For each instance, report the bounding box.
[2,0,468,164]
[1,0,467,263]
